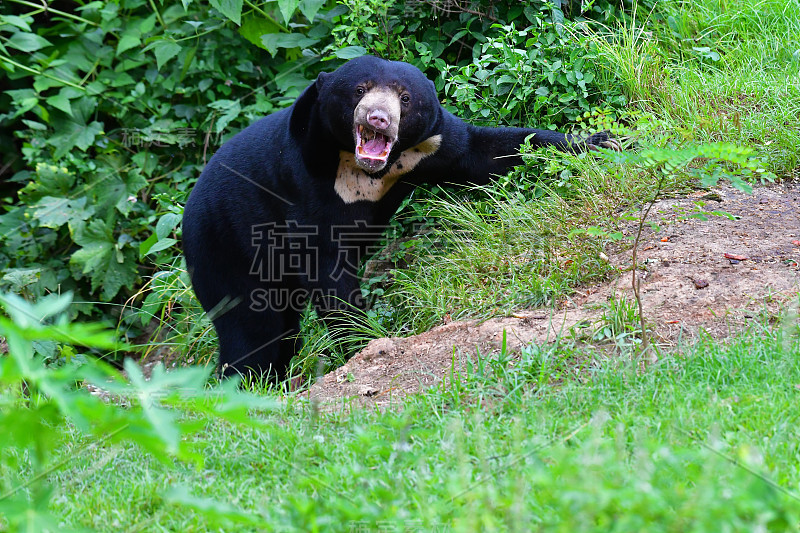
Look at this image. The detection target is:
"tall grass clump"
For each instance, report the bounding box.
[380,150,667,335]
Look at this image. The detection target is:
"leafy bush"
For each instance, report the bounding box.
[442,19,625,128]
[0,1,332,320]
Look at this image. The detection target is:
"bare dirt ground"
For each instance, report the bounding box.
[306,182,800,408]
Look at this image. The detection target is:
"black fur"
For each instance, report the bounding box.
[182,55,618,380]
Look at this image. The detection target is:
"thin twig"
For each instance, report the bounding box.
[630,170,667,362]
[8,0,100,26]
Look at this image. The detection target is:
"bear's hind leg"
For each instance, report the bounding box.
[213,305,301,382]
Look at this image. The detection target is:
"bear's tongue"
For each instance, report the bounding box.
[362,134,387,156]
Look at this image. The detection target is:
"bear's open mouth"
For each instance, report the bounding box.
[355,124,394,169]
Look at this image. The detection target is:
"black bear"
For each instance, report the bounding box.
[182,55,620,380]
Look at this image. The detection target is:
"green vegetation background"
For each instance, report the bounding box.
[1,0,799,530]
[0,0,639,365]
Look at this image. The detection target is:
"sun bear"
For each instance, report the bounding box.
[182,55,620,380]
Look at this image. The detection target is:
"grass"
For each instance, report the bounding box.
[49,321,800,531]
[591,0,800,177]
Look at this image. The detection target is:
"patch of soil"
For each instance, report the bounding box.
[581,183,800,340]
[306,183,800,408]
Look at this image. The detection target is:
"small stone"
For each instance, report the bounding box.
[359,386,379,397]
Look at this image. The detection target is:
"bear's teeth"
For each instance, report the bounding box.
[362,133,387,156]
[356,125,391,160]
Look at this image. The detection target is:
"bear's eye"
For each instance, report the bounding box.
[355,86,366,96]
[400,93,411,104]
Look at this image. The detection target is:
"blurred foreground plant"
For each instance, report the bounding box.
[0,291,274,530]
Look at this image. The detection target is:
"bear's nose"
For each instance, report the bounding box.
[367,110,390,130]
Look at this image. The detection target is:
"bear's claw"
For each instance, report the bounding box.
[584,131,622,152]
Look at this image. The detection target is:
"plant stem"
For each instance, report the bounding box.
[630,169,667,363]
[148,0,167,30]
[7,0,100,26]
[0,55,87,91]
[242,0,291,33]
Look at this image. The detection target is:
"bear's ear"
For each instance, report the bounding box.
[315,71,329,90]
[289,75,322,138]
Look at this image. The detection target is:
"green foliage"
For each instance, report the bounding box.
[0,291,274,530]
[331,0,395,58]
[442,19,624,127]
[595,140,777,190]
[564,138,776,246]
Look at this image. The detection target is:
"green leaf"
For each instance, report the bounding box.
[238,17,282,50]
[335,46,367,60]
[1,14,32,31]
[709,210,737,220]
[123,360,182,455]
[32,197,71,227]
[151,40,182,70]
[117,33,141,54]
[70,220,138,299]
[298,0,326,21]
[6,31,52,52]
[146,238,178,255]
[32,196,92,229]
[139,233,158,257]
[7,88,38,117]
[261,32,319,56]
[0,292,72,329]
[551,6,565,34]
[139,13,157,34]
[45,88,75,116]
[277,0,300,25]
[2,269,43,293]
[46,97,104,158]
[209,0,243,25]
[21,119,47,130]
[131,152,159,177]
[35,163,76,194]
[156,213,182,240]
[179,45,197,82]
[70,220,114,273]
[209,99,241,133]
[47,118,103,158]
[92,166,148,217]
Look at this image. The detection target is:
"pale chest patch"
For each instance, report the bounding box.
[334,134,442,204]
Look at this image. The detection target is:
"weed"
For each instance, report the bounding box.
[592,294,643,351]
